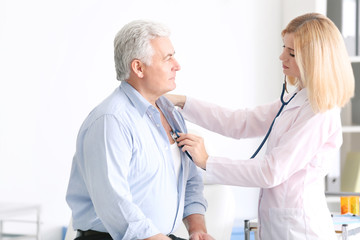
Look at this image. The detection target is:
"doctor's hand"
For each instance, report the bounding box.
[165,94,186,109]
[175,133,208,170]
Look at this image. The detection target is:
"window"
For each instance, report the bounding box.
[326,0,360,193]
[328,0,360,56]
[342,0,359,56]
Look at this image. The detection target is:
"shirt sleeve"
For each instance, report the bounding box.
[181,97,282,139]
[183,161,207,219]
[81,114,159,239]
[171,108,208,219]
[205,107,343,188]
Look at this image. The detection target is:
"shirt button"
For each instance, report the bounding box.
[156,124,160,127]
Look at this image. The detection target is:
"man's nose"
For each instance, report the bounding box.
[173,58,181,71]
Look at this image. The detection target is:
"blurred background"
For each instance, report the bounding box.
[1,0,359,239]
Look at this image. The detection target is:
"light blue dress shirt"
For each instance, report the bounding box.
[66,81,207,240]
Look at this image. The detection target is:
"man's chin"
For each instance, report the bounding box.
[167,83,176,92]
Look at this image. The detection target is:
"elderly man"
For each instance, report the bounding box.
[66,20,213,240]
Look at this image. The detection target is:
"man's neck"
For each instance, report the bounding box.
[126,79,159,106]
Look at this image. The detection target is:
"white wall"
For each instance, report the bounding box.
[282,0,327,27]
[0,0,325,239]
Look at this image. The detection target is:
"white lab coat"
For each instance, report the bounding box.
[180,88,341,240]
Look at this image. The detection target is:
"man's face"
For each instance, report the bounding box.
[142,37,181,98]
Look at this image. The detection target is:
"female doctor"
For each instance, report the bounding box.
[167,13,354,239]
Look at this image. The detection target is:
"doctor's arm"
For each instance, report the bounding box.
[206,108,342,187]
[165,94,186,109]
[176,107,342,188]
[168,95,281,139]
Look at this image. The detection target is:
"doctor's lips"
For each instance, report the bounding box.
[282,64,289,69]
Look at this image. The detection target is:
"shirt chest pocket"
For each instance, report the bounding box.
[128,140,162,177]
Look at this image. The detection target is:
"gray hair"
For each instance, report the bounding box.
[114,20,171,81]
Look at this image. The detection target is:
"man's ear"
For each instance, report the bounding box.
[131,59,144,78]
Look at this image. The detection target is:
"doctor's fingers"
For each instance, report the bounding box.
[178,138,209,165]
[177,134,205,151]
[175,132,202,142]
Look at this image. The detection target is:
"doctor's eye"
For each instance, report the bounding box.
[282,45,295,57]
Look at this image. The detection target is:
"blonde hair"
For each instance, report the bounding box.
[282,13,354,112]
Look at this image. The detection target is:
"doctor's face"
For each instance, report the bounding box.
[279,33,300,79]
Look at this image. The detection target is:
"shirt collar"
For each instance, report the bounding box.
[156,95,183,133]
[120,81,177,119]
[284,87,308,110]
[120,81,152,117]
[156,96,176,115]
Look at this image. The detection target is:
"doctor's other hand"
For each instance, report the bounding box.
[165,94,186,109]
[175,133,208,170]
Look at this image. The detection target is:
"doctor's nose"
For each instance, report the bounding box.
[279,49,286,61]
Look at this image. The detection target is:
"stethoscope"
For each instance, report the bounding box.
[171,130,193,161]
[250,78,297,159]
[170,77,298,163]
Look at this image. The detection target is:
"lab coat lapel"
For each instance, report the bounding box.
[282,88,308,112]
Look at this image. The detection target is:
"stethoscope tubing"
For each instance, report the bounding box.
[171,130,193,161]
[250,81,297,159]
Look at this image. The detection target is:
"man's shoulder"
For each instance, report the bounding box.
[96,87,130,114]
[82,87,135,125]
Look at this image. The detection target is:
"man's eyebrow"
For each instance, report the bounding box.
[164,51,176,59]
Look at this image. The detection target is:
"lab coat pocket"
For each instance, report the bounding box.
[269,208,305,240]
